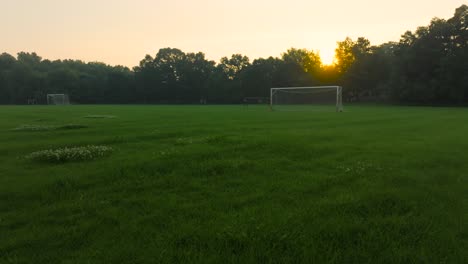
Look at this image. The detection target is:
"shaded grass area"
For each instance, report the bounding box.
[0,105,467,263]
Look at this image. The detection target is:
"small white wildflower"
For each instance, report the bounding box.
[26,145,113,163]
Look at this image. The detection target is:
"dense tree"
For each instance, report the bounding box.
[212,54,250,103]
[334,37,355,75]
[219,54,250,80]
[0,54,134,104]
[134,48,216,103]
[0,53,17,104]
[337,37,392,101]
[241,57,282,98]
[387,5,468,104]
[281,48,321,75]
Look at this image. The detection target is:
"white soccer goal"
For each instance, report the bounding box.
[270,86,343,112]
[47,94,70,105]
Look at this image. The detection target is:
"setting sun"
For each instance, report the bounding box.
[319,49,336,66]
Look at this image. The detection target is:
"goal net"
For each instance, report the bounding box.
[47,94,70,105]
[270,86,343,112]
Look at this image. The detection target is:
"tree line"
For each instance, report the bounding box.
[0,5,466,105]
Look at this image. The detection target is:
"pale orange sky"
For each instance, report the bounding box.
[1,0,465,66]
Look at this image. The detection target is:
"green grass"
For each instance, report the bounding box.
[0,105,467,263]
[12,124,88,132]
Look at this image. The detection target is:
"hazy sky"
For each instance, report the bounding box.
[1,0,465,66]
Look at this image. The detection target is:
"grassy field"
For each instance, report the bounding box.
[0,105,467,263]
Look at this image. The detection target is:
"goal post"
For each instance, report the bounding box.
[270,86,343,112]
[47,94,70,105]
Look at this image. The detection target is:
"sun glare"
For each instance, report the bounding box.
[320,49,335,66]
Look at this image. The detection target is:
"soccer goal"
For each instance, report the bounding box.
[47,94,70,105]
[270,86,343,112]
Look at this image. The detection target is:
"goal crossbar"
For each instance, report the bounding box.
[270,86,343,112]
[271,86,341,90]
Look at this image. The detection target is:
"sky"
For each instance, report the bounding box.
[1,0,465,67]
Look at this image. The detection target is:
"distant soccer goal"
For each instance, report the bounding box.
[47,94,70,105]
[270,86,343,112]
